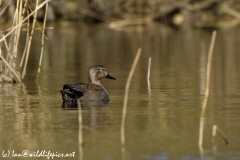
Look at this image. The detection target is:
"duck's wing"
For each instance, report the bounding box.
[60,82,105,102]
[60,83,87,101]
[69,82,87,93]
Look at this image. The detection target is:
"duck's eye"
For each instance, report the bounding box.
[98,68,105,72]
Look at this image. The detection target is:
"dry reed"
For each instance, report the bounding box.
[0,0,50,82]
[0,0,50,42]
[200,30,217,116]
[37,1,49,80]
[21,0,39,79]
[77,99,84,160]
[198,30,217,153]
[147,57,151,91]
[0,36,2,82]
[121,48,142,147]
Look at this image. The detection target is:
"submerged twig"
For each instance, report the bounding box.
[121,48,142,147]
[0,55,21,82]
[1,74,16,83]
[212,125,228,145]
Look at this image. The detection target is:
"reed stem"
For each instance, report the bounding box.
[37,1,49,79]
[200,30,217,116]
[121,48,142,147]
[0,0,50,43]
[77,99,84,160]
[20,9,30,68]
[147,57,151,91]
[1,0,50,82]
[22,0,39,79]
[198,30,217,150]
[0,33,2,80]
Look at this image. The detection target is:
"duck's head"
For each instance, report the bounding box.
[88,65,116,84]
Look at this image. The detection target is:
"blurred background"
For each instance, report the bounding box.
[1,0,240,25]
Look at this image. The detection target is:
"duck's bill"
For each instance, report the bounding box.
[105,74,116,80]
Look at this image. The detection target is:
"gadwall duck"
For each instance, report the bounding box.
[60,65,116,102]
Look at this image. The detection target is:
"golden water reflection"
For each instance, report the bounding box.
[1,23,240,159]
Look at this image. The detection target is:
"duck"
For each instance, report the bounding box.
[60,65,116,102]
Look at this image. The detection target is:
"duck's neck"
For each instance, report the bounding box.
[91,79,101,85]
[88,69,102,85]
[88,76,101,85]
[89,77,108,93]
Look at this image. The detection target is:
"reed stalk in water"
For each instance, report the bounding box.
[37,1,49,80]
[21,0,39,79]
[0,35,2,82]
[121,48,142,147]
[198,30,217,154]
[200,30,217,116]
[77,99,84,160]
[147,57,151,91]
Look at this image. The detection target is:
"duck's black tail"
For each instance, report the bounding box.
[60,84,78,102]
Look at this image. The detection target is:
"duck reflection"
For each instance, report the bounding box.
[62,100,109,109]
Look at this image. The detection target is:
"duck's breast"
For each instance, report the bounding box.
[80,90,109,101]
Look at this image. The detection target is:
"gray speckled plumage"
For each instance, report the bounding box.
[60,65,116,102]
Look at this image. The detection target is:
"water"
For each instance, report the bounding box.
[1,22,240,160]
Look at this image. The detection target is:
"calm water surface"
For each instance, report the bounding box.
[1,23,240,160]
